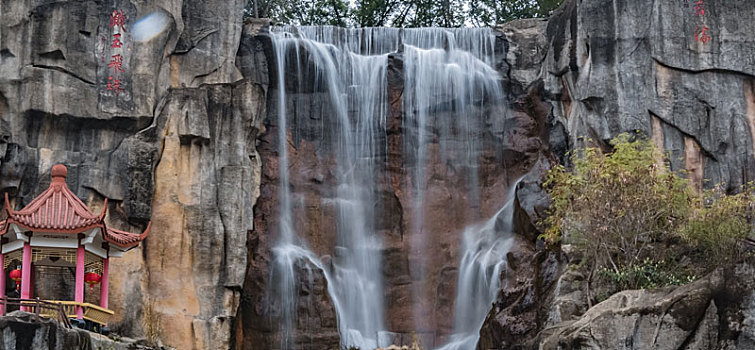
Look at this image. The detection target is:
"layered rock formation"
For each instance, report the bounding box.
[537,263,755,349]
[0,0,260,349]
[541,0,755,190]
[479,0,755,348]
[0,0,754,349]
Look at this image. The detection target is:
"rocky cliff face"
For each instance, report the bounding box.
[1,0,754,349]
[541,0,755,190]
[479,0,755,348]
[0,0,261,349]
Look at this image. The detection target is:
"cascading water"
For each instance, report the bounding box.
[436,179,521,350]
[270,27,389,350]
[401,37,503,334]
[268,25,509,350]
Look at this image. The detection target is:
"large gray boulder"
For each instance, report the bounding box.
[0,311,154,350]
[539,263,755,350]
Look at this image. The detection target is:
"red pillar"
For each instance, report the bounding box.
[21,243,31,299]
[20,242,31,311]
[29,266,34,299]
[0,253,5,315]
[75,245,85,319]
[100,257,109,309]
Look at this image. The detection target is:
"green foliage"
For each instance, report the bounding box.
[543,133,753,297]
[542,134,693,271]
[245,0,350,26]
[400,0,468,27]
[245,0,565,27]
[597,258,695,291]
[468,0,564,26]
[351,0,405,27]
[682,184,755,266]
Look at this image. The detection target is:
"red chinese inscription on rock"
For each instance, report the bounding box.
[110,10,126,30]
[111,33,123,48]
[108,54,125,73]
[107,76,124,95]
[691,0,711,45]
[104,9,128,97]
[695,26,710,43]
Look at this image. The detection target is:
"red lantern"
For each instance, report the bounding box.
[9,269,22,291]
[84,272,101,293]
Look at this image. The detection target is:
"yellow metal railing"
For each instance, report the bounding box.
[6,298,72,328]
[82,303,113,325]
[39,300,114,325]
[39,300,77,318]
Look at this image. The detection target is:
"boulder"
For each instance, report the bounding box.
[539,263,755,350]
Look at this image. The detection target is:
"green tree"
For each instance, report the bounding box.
[543,134,692,273]
[352,0,404,27]
[682,184,755,266]
[245,0,565,27]
[399,0,467,27]
[469,0,564,26]
[245,0,349,26]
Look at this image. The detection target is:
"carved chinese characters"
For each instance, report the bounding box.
[693,0,710,44]
[105,10,128,95]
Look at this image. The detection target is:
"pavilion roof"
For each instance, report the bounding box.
[1,164,148,249]
[104,223,150,248]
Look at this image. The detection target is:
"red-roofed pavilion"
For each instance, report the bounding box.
[0,164,149,324]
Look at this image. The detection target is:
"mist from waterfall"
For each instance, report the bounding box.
[268,26,508,350]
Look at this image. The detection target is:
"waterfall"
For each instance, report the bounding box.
[270,27,389,350]
[268,26,507,350]
[436,179,521,350]
[401,38,503,334]
[271,29,297,349]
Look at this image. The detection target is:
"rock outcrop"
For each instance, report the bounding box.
[480,0,755,348]
[1,0,754,348]
[0,0,261,349]
[539,263,755,350]
[540,0,755,191]
[0,311,154,350]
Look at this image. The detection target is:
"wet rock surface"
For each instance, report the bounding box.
[0,0,754,348]
[232,24,550,349]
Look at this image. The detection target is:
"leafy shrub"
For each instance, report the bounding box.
[682,184,755,266]
[597,258,695,291]
[542,133,753,298]
[542,134,692,272]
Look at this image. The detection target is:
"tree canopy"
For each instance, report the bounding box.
[244,0,565,27]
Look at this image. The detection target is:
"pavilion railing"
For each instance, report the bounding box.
[42,300,114,325]
[0,297,72,328]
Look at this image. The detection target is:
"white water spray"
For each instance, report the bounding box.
[437,178,521,350]
[270,27,389,350]
[268,26,509,350]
